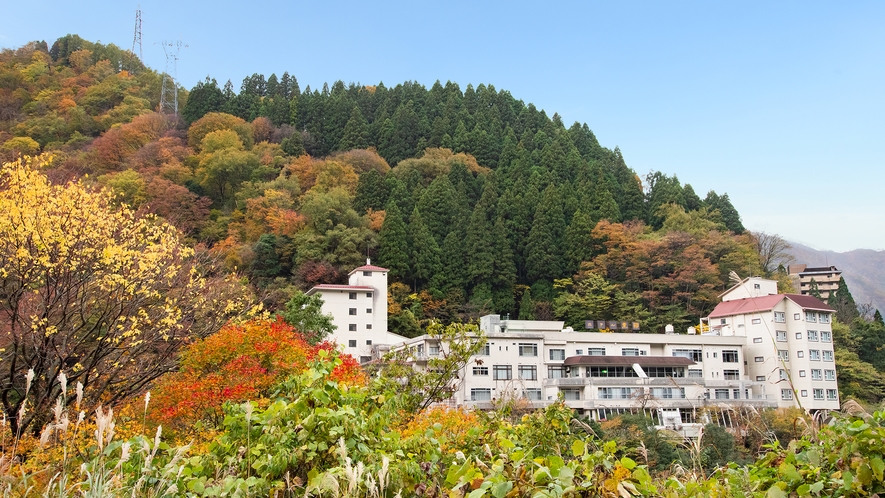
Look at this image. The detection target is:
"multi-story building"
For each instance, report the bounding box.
[788,264,842,301]
[393,277,839,427]
[306,260,405,363]
[705,276,838,411]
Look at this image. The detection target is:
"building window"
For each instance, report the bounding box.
[800,390,808,397]
[523,388,542,401]
[518,365,537,380]
[714,389,730,400]
[548,366,565,378]
[826,389,838,401]
[366,340,372,345]
[549,349,566,361]
[471,388,492,401]
[366,324,372,330]
[807,330,819,341]
[366,292,373,298]
[360,356,372,363]
[349,324,357,331]
[795,332,803,340]
[588,348,606,356]
[799,370,806,377]
[809,350,821,361]
[813,389,824,400]
[672,349,703,362]
[349,308,357,315]
[823,350,834,361]
[518,343,538,357]
[756,375,766,381]
[622,348,640,356]
[349,292,357,300]
[779,369,788,380]
[493,365,512,380]
[825,369,836,381]
[562,389,581,400]
[366,308,372,314]
[755,356,764,362]
[778,350,790,362]
[774,312,786,323]
[821,331,832,342]
[688,369,703,378]
[811,369,822,380]
[797,351,804,358]
[429,344,440,356]
[819,313,831,324]
[722,350,739,363]
[754,283,761,289]
[575,349,584,356]
[781,389,794,400]
[753,337,763,343]
[733,389,741,399]
[651,387,685,399]
[805,312,817,323]
[794,313,801,320]
[348,340,357,347]
[723,369,740,380]
[472,366,488,376]
[752,318,762,325]
[776,330,787,342]
[363,271,372,276]
[476,344,490,356]
[598,388,634,399]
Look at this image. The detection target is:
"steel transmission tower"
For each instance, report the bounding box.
[131,8,143,63]
[159,40,185,115]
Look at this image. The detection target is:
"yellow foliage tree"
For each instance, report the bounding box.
[0,155,256,436]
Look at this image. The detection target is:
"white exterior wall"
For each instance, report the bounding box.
[397,324,782,420]
[741,300,838,410]
[310,266,389,362]
[720,277,779,302]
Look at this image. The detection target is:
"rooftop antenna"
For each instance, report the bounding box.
[130,7,143,66]
[159,40,186,115]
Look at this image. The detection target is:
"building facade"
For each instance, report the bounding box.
[788,264,842,301]
[393,277,839,426]
[306,261,404,363]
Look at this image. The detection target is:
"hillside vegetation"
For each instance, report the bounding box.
[2,36,752,337]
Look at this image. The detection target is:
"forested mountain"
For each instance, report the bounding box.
[1,35,754,337]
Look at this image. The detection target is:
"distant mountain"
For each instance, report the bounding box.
[787,242,885,314]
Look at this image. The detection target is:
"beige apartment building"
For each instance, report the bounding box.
[788,264,842,301]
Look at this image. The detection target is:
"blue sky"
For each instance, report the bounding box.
[3,1,883,252]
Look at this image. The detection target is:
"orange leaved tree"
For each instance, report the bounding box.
[150,317,364,430]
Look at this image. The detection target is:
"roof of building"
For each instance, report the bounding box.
[708,293,834,318]
[783,294,836,312]
[563,356,695,367]
[306,284,375,294]
[350,264,389,273]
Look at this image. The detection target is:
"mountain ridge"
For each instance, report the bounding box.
[786,241,885,314]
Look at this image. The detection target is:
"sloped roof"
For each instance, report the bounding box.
[351,264,389,272]
[708,293,834,318]
[784,294,835,312]
[563,356,695,367]
[306,284,374,295]
[708,294,785,318]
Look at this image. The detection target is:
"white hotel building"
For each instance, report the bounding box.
[311,268,839,424]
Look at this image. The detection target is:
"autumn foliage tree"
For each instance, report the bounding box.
[149,317,364,430]
[0,155,255,435]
